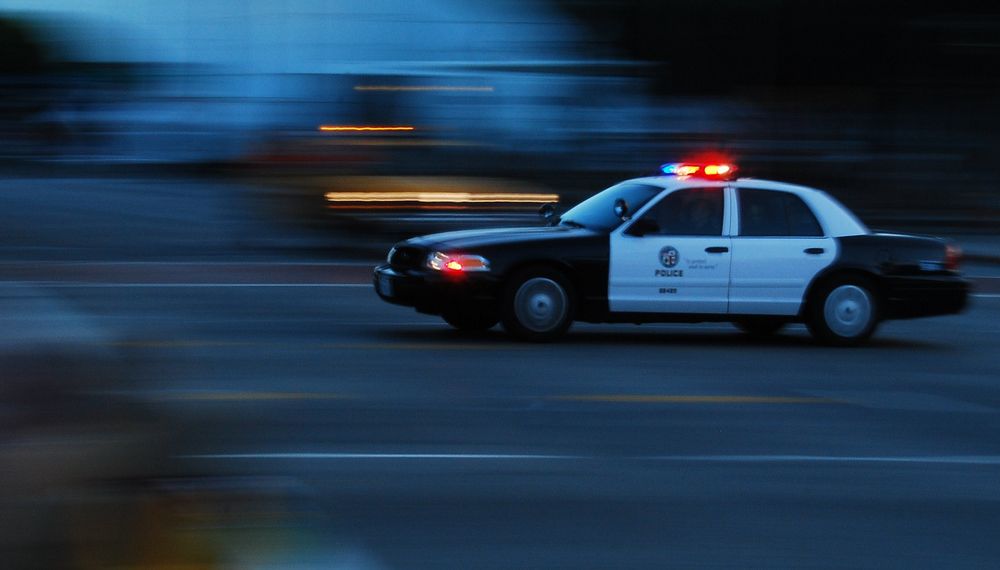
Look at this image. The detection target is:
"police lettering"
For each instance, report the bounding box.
[654,269,684,277]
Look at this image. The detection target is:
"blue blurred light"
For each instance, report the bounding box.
[660,163,680,175]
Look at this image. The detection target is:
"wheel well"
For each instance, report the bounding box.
[504,259,574,277]
[502,260,578,295]
[801,268,883,317]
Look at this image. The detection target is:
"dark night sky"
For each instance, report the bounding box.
[557,0,1000,95]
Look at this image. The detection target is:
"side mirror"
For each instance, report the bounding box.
[613,198,629,220]
[538,203,558,225]
[626,217,660,237]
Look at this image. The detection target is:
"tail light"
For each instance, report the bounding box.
[944,243,962,271]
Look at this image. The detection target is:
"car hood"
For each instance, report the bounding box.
[404,225,598,251]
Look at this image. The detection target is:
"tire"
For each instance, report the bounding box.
[734,317,786,336]
[806,276,880,346]
[441,305,499,332]
[501,266,575,342]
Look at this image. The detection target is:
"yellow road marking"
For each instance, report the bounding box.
[315,342,525,351]
[111,340,255,348]
[109,340,524,351]
[549,395,836,404]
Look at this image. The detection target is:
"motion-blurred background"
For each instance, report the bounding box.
[2,0,998,236]
[1,1,999,568]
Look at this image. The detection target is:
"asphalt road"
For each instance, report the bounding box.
[34,270,1000,569]
[3,173,999,567]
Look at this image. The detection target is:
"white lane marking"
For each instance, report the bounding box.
[18,282,370,288]
[0,261,378,267]
[805,390,995,413]
[15,282,995,296]
[182,452,1000,465]
[182,453,582,460]
[650,455,1000,465]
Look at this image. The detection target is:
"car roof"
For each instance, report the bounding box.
[625,176,815,191]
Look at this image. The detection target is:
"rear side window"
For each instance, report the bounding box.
[738,189,824,237]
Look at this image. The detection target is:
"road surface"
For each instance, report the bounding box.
[23,264,1000,569]
[3,174,999,567]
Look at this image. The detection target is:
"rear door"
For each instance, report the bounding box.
[729,186,836,315]
[609,186,732,314]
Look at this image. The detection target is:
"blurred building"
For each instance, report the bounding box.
[2,0,996,226]
[0,0,654,164]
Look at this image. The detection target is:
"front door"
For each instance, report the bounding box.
[609,186,731,314]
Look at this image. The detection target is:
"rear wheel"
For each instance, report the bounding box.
[501,267,574,342]
[807,277,880,346]
[441,305,499,332]
[734,317,786,336]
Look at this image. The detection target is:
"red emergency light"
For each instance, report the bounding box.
[660,162,736,179]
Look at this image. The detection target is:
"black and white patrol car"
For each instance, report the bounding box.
[374,163,968,344]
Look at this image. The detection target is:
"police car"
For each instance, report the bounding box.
[373,163,968,344]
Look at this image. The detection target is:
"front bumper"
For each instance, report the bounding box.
[373,264,499,315]
[883,274,970,319]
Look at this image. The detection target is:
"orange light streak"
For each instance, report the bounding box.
[354,86,494,92]
[318,125,415,132]
[324,191,559,204]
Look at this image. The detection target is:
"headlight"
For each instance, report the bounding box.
[426,252,491,272]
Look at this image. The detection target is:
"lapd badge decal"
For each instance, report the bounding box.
[659,246,679,268]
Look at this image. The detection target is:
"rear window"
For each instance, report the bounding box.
[738,189,824,237]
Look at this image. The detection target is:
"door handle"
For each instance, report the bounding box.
[804,247,825,255]
[705,246,729,254]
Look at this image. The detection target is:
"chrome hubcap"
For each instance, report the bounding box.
[824,285,873,338]
[514,277,567,333]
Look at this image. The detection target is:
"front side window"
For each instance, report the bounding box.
[631,187,724,236]
[738,189,823,237]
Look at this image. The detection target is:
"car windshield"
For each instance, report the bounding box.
[559,182,663,232]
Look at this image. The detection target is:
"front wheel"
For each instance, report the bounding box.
[807,278,880,346]
[501,267,574,342]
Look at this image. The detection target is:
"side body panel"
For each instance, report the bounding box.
[728,184,841,315]
[394,226,613,318]
[813,233,968,319]
[729,236,837,315]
